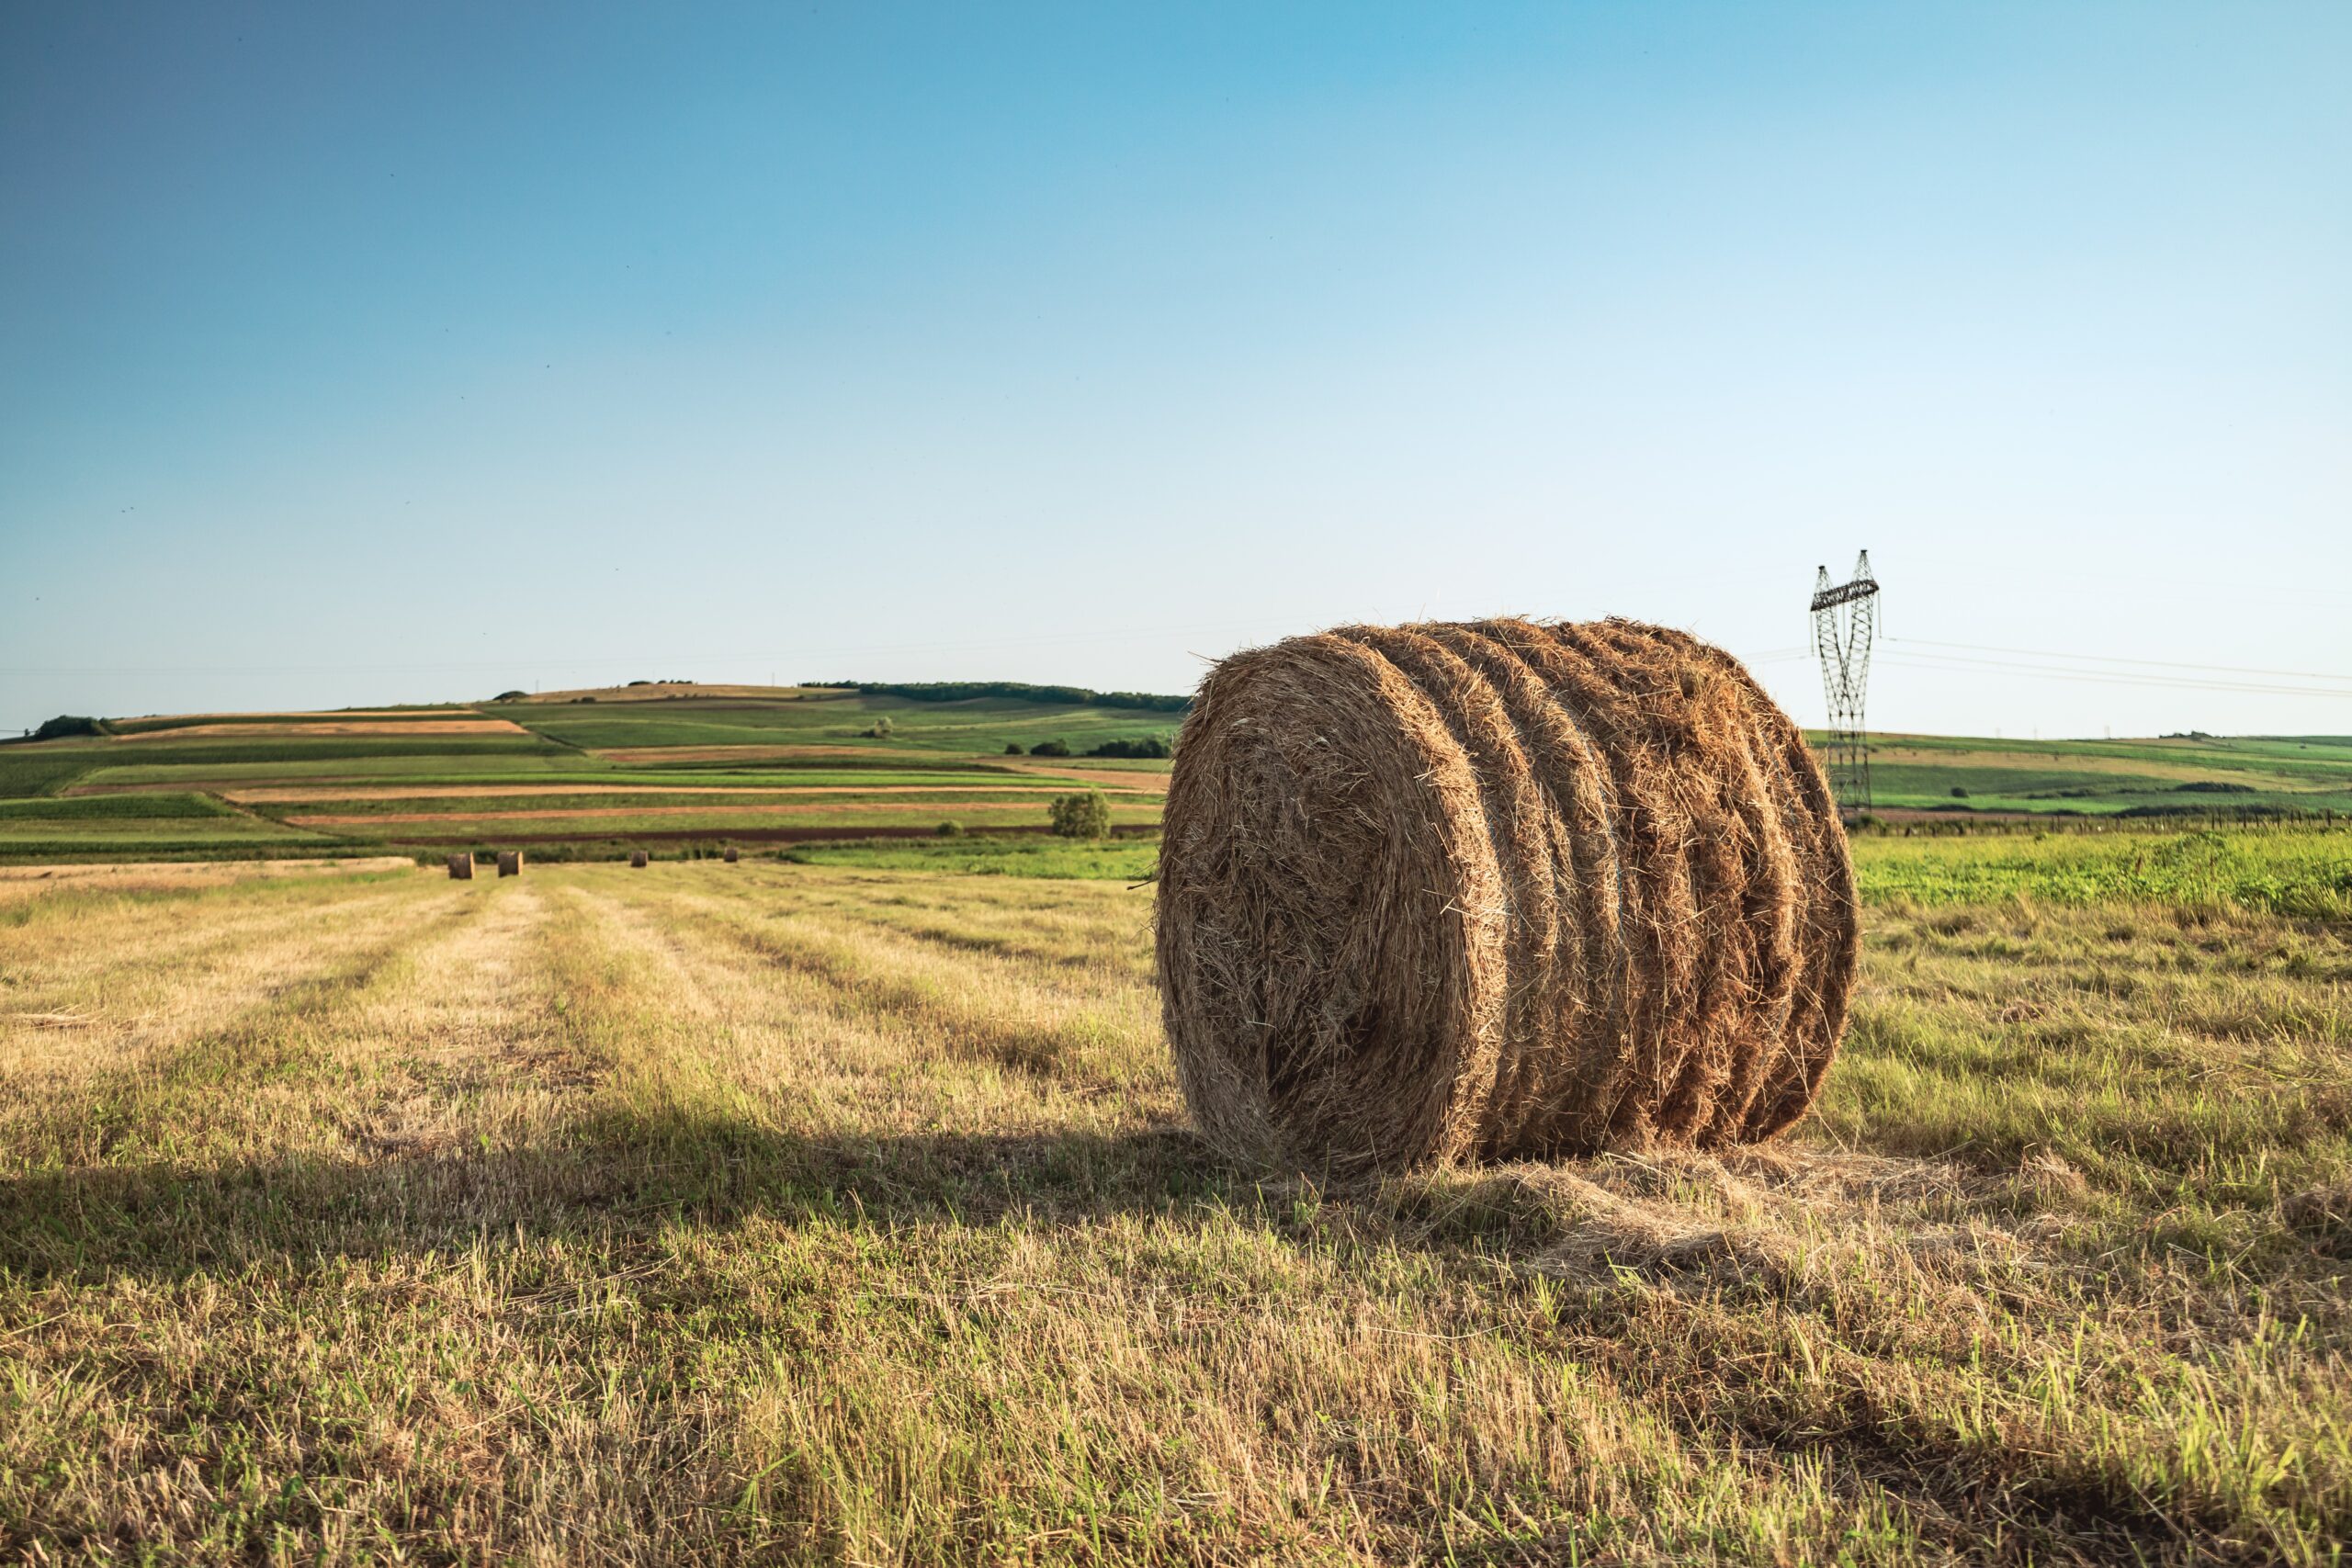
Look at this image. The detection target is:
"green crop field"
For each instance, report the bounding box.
[2,686,2344,864]
[490,690,1182,756]
[2,823,2348,1561]
[1866,733,2352,815]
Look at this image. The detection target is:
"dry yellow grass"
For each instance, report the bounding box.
[0,856,415,907]
[1,859,2347,1562]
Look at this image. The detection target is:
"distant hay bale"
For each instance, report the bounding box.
[447,852,473,880]
[1155,617,1859,1176]
[723,846,740,863]
[629,850,649,868]
[497,851,522,877]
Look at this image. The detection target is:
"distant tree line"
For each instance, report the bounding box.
[1008,734,1173,759]
[804,681,1189,714]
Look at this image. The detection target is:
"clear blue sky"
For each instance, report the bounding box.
[5,1,2346,737]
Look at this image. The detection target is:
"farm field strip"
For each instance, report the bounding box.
[0,856,415,906]
[3,847,2349,1560]
[215,781,1147,804]
[281,799,1163,829]
[118,718,530,739]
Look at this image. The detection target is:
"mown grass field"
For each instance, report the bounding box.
[2,826,2348,1562]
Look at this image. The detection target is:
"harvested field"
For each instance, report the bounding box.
[0,856,416,906]
[2,841,2348,1562]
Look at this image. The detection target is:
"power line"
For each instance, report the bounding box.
[1878,651,2352,700]
[1890,637,2352,684]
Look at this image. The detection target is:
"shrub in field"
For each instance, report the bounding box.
[1049,789,1114,840]
[1951,785,1970,798]
[33,716,107,740]
[936,819,966,837]
[492,690,526,702]
[1031,739,1072,758]
[1003,742,1025,755]
[1087,735,1172,759]
[865,716,896,739]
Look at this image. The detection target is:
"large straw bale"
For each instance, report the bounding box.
[629,850,650,869]
[497,851,522,877]
[1155,617,1857,1174]
[447,852,473,881]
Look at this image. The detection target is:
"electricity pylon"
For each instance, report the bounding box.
[1810,550,1880,815]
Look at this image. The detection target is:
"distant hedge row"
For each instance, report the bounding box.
[805,681,1190,714]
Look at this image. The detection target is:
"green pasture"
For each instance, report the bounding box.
[1867,731,2352,789]
[0,817,330,853]
[1850,824,2352,919]
[270,789,1146,818]
[1865,761,2352,816]
[492,694,1182,755]
[781,819,2352,907]
[296,805,1164,844]
[779,834,1164,879]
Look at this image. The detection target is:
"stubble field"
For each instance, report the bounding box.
[2,829,2350,1562]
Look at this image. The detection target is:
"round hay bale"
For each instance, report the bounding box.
[1155,617,1858,1175]
[447,852,473,881]
[497,851,522,877]
[629,850,650,869]
[723,846,740,863]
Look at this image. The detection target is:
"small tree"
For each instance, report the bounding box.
[865,716,896,739]
[1950,785,1969,799]
[1049,789,1114,840]
[935,819,966,838]
[1003,741,1025,755]
[1031,739,1071,758]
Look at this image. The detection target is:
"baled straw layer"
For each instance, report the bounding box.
[1155,618,1858,1175]
[447,852,473,881]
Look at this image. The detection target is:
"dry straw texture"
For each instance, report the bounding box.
[1156,617,1858,1175]
[497,851,523,877]
[446,852,473,881]
[723,847,740,863]
[629,851,650,869]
